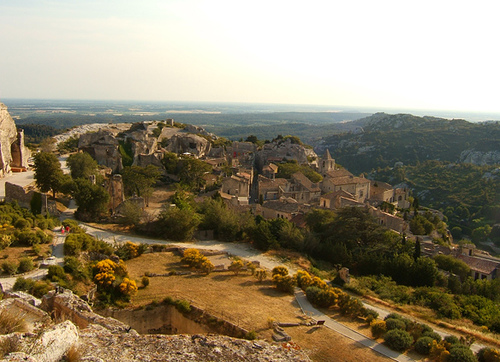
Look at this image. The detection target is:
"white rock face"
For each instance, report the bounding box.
[0,103,22,177]
[29,320,79,362]
[459,150,500,166]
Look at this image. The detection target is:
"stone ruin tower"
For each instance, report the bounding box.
[0,102,30,177]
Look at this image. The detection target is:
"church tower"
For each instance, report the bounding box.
[319,149,335,176]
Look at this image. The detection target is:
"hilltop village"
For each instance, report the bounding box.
[56,119,411,231]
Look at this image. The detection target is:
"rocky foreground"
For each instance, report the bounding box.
[0,289,309,361]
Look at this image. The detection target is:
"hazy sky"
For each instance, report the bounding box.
[1,0,499,113]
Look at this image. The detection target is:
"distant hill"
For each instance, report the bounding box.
[319,113,500,175]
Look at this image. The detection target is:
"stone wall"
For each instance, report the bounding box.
[4,182,49,213]
[100,302,249,339]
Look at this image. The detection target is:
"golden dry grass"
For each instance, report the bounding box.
[1,245,50,263]
[126,252,391,362]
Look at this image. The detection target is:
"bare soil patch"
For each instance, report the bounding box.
[126,252,390,361]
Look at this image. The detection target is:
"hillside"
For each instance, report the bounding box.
[319,113,500,175]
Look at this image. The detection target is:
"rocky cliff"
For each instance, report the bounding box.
[0,289,309,361]
[0,103,30,177]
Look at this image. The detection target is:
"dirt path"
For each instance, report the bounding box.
[81,224,298,274]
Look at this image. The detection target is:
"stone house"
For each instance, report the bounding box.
[369,181,394,204]
[281,172,321,204]
[321,171,371,203]
[456,254,500,280]
[367,206,408,233]
[257,175,287,202]
[320,190,364,209]
[262,163,278,180]
[221,175,250,199]
[261,199,304,220]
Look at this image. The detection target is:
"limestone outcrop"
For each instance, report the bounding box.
[1,290,309,361]
[78,130,123,173]
[459,149,500,166]
[256,138,317,168]
[0,102,30,177]
[165,133,211,158]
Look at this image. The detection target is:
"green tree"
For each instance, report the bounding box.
[66,152,98,180]
[72,178,110,220]
[122,165,161,206]
[33,152,66,198]
[155,206,200,241]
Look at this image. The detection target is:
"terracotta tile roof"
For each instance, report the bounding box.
[325,169,353,178]
[258,176,287,188]
[370,180,393,190]
[321,190,355,200]
[456,254,500,275]
[262,200,301,213]
[327,175,370,186]
[291,172,320,192]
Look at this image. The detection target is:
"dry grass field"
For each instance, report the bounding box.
[1,244,51,264]
[126,251,392,362]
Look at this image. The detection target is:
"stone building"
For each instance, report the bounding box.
[281,172,321,204]
[318,149,335,176]
[321,171,371,203]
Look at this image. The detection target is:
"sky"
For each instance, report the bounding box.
[1,0,500,114]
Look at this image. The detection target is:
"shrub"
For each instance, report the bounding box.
[384,329,413,352]
[365,309,379,323]
[255,269,267,282]
[305,286,339,308]
[422,331,442,342]
[141,276,150,288]
[246,262,256,275]
[295,270,313,290]
[448,345,476,362]
[272,274,295,294]
[13,277,35,292]
[444,335,460,347]
[18,257,34,273]
[14,230,40,246]
[385,318,407,331]
[64,256,87,280]
[414,336,434,355]
[338,294,366,317]
[31,280,53,298]
[118,278,138,298]
[48,265,67,282]
[14,218,31,230]
[115,241,140,261]
[245,330,257,340]
[229,260,244,275]
[272,266,289,277]
[64,238,81,256]
[477,347,500,362]
[0,234,13,250]
[175,299,191,314]
[370,320,387,338]
[2,261,17,275]
[0,309,27,334]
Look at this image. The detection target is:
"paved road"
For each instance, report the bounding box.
[295,289,414,362]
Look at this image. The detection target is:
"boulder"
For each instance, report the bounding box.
[165,134,211,158]
[29,320,79,362]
